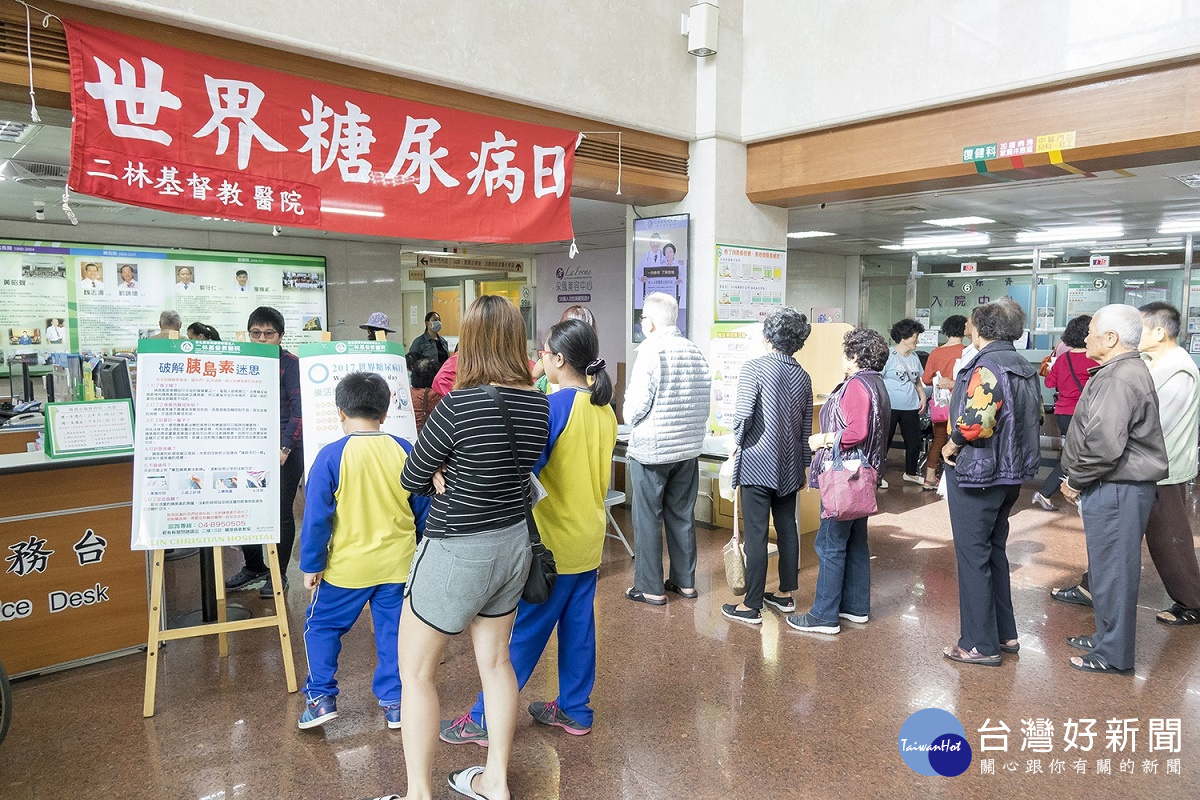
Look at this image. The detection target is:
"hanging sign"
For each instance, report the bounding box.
[63,20,578,244]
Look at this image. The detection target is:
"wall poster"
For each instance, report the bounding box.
[632,214,689,342]
[715,244,786,322]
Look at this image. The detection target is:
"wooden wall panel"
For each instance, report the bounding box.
[748,59,1200,207]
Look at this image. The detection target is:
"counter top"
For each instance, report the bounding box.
[0,449,133,475]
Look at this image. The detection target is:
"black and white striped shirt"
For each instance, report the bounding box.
[732,352,814,494]
[401,386,549,538]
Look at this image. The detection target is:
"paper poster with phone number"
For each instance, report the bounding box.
[715,244,787,322]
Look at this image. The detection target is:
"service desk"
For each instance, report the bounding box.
[0,450,146,677]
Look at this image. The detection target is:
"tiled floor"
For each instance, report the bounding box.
[3,466,1200,798]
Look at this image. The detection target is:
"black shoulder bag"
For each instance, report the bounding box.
[479,385,557,604]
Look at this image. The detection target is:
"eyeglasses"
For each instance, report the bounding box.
[248,328,281,340]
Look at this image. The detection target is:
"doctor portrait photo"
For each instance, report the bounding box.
[79,261,104,290]
[44,318,66,344]
[234,268,251,292]
[117,263,138,288]
[175,265,197,291]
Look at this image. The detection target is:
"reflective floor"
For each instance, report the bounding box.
[3,466,1200,798]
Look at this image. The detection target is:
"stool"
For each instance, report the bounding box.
[604,490,634,558]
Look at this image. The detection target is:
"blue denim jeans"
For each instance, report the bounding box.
[809,514,871,624]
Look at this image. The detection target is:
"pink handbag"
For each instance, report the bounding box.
[816,434,879,521]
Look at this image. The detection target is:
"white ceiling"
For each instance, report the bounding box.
[786,160,1200,259]
[0,102,628,255]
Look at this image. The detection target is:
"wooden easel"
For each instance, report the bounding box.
[142,543,297,717]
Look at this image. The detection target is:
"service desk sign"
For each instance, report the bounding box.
[716,245,787,322]
[297,341,417,478]
[131,339,280,550]
[44,399,134,459]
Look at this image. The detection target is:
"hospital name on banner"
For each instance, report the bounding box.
[131,338,280,550]
[63,20,578,244]
[298,341,417,478]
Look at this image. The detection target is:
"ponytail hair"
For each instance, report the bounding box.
[547,318,612,406]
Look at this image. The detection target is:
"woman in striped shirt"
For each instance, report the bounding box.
[397,296,549,800]
[721,308,814,625]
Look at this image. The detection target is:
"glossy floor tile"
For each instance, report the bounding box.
[3,467,1200,798]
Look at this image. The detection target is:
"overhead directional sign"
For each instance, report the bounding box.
[414,254,525,273]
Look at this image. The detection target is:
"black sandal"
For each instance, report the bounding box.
[1069,653,1132,675]
[1156,603,1200,626]
[1066,635,1096,652]
[1050,584,1093,607]
[664,580,698,599]
[625,587,666,606]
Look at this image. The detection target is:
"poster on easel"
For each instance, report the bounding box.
[297,340,418,478]
[715,244,787,322]
[131,338,280,550]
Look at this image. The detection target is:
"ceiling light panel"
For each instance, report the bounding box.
[1015,225,1123,243]
[900,233,990,249]
[921,216,995,227]
[787,230,837,239]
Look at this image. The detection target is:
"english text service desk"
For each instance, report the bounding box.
[0,450,147,677]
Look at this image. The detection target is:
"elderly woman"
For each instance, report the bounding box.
[1031,315,1097,512]
[721,308,814,624]
[787,328,891,634]
[883,318,928,486]
[941,298,1043,666]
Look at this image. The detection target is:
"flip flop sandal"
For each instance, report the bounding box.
[1000,640,1020,654]
[1050,585,1093,607]
[664,580,698,599]
[447,766,513,800]
[942,645,1001,667]
[1069,653,1133,675]
[1066,635,1096,652]
[1156,604,1200,625]
[625,587,666,606]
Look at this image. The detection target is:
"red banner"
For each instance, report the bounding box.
[63,20,578,244]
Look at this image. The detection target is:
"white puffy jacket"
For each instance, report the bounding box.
[624,328,712,464]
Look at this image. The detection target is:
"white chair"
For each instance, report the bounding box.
[604,489,634,558]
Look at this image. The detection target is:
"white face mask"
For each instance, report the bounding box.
[430,320,443,333]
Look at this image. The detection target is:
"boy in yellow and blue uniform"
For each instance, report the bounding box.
[298,371,429,730]
[441,318,616,743]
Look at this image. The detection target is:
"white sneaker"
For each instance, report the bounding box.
[839,612,869,624]
[1031,492,1057,512]
[878,478,889,490]
[902,473,923,485]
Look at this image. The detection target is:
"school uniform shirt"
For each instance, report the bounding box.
[299,432,430,588]
[531,388,617,574]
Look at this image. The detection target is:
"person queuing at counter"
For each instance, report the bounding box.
[788,327,890,634]
[919,314,967,491]
[1057,305,1167,675]
[622,292,711,606]
[225,306,304,599]
[441,317,617,744]
[186,322,220,341]
[533,305,596,393]
[360,311,394,341]
[396,296,550,800]
[1053,303,1200,627]
[409,358,444,435]
[296,371,429,731]
[409,311,450,368]
[940,298,1043,667]
[1030,315,1096,512]
[149,310,182,339]
[881,317,927,488]
[721,307,813,625]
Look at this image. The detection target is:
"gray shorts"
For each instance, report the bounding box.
[405,520,532,635]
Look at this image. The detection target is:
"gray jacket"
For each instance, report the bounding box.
[1062,351,1168,491]
[624,328,711,464]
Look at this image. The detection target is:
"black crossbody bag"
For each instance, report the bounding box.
[480,385,557,604]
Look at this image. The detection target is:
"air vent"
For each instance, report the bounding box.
[0,120,38,143]
[1173,173,1200,189]
[6,159,68,188]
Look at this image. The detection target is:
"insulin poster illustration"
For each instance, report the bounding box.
[632,214,689,342]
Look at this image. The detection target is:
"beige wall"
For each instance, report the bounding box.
[786,250,860,325]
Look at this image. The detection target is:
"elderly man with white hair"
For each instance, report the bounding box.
[623,292,711,606]
[1059,304,1167,675]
